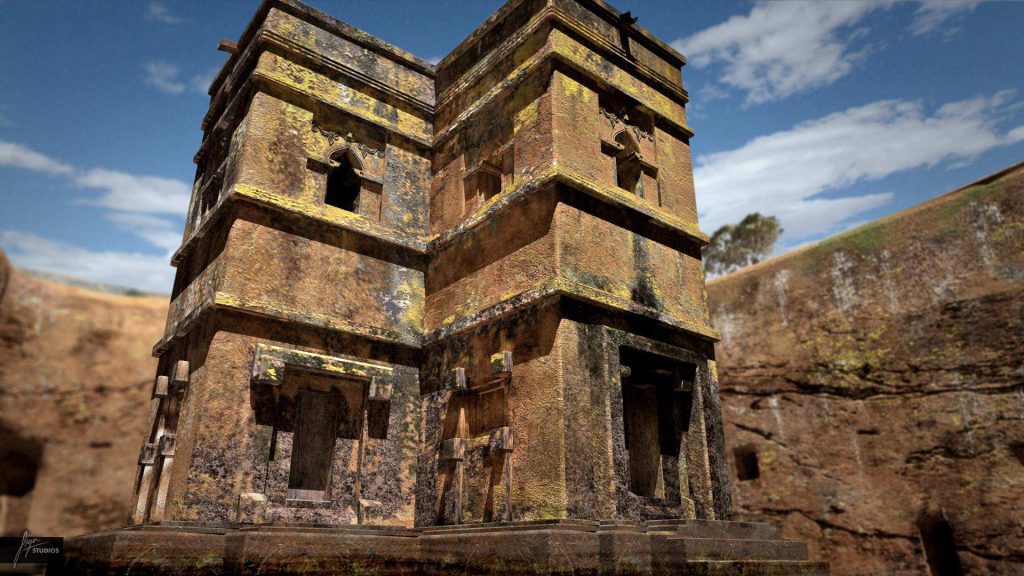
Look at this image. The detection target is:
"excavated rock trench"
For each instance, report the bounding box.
[709,164,1024,576]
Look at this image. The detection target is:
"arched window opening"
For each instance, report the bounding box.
[200,182,219,215]
[325,152,362,213]
[614,131,643,195]
[464,142,513,216]
[917,508,964,576]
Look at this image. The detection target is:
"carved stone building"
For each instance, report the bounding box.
[66,0,828,573]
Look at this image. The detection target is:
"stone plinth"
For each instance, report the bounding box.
[63,520,828,575]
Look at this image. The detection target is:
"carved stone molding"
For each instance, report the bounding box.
[311,121,385,158]
[599,105,654,143]
[250,344,394,399]
[311,120,342,145]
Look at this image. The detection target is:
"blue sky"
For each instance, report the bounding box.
[1,1,1022,293]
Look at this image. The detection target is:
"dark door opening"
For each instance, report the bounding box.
[619,347,695,500]
[734,445,760,481]
[0,426,42,535]
[287,388,344,502]
[917,508,964,576]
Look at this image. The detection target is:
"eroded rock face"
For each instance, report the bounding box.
[709,164,1024,576]
[0,250,167,537]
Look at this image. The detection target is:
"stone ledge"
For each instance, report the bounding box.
[427,278,720,344]
[172,163,707,270]
[62,520,829,575]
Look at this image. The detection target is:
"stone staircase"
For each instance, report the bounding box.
[645,519,829,574]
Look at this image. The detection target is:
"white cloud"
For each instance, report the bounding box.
[144,61,186,94]
[1,230,174,294]
[145,61,216,95]
[0,139,192,216]
[674,1,890,105]
[695,91,1024,244]
[75,168,191,215]
[0,141,189,292]
[911,1,982,35]
[106,213,183,253]
[146,2,182,25]
[771,193,894,240]
[0,140,74,175]
[189,68,218,95]
[1007,124,1024,144]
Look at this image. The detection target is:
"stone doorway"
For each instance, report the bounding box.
[249,345,394,524]
[619,346,696,516]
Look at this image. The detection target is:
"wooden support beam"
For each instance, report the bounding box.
[171,360,190,388]
[440,437,467,525]
[152,376,169,399]
[445,367,467,392]
[489,351,513,375]
[353,381,371,524]
[488,427,514,523]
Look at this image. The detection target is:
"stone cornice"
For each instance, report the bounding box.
[435,5,689,123]
[249,53,433,147]
[259,31,435,116]
[170,183,429,268]
[154,274,720,357]
[432,34,693,155]
[429,166,709,253]
[209,0,434,102]
[578,0,686,66]
[198,7,435,166]
[153,290,421,356]
[172,165,707,267]
[425,278,721,344]
[439,0,685,81]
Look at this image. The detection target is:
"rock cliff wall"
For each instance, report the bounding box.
[0,251,166,536]
[709,163,1024,575]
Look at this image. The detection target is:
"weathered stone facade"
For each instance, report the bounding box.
[64,0,826,573]
[711,163,1024,576]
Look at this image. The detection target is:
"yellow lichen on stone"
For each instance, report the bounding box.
[256,53,432,143]
[557,73,590,102]
[550,29,687,128]
[515,98,540,135]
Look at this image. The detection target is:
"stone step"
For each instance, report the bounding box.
[660,536,808,562]
[667,519,780,541]
[675,560,831,576]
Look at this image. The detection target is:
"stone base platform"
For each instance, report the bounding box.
[59,519,829,575]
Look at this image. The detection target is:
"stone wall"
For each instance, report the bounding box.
[708,163,1024,575]
[0,250,167,536]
